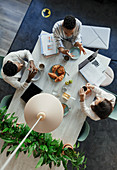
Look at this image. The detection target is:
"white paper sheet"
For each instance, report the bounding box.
[80,62,106,86]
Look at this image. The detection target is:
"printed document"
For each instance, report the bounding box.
[80,61,106,86]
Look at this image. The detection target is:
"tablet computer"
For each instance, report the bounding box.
[21,83,43,103]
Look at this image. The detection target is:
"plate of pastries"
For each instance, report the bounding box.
[48,64,66,82]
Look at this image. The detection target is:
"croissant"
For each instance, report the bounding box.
[57,66,65,75]
[55,74,64,82]
[52,65,60,73]
[48,72,58,79]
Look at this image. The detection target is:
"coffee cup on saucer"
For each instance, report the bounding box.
[39,63,45,71]
[82,86,91,95]
[63,55,69,61]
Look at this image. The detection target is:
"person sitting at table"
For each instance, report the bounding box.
[52,15,86,58]
[79,83,116,120]
[1,49,38,89]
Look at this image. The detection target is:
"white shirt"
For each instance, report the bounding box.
[80,86,116,121]
[52,18,82,48]
[1,50,33,89]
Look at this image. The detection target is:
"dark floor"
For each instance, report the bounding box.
[1,0,117,169]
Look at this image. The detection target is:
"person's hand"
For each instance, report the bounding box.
[86,83,95,89]
[58,47,74,57]
[79,88,86,102]
[74,42,86,55]
[26,70,38,83]
[28,60,38,72]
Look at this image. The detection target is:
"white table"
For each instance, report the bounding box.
[0,38,111,170]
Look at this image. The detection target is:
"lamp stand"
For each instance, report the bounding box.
[1,115,43,170]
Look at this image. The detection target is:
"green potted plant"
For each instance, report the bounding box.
[0,106,87,169]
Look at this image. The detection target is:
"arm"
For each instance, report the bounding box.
[80,101,100,121]
[52,22,64,49]
[79,87,100,121]
[52,22,72,57]
[73,19,86,55]
[2,70,38,89]
[18,50,33,61]
[73,18,82,44]
[20,50,38,72]
[3,76,29,89]
[86,83,103,95]
[86,83,116,107]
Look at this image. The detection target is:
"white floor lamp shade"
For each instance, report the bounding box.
[1,93,63,170]
[24,93,64,133]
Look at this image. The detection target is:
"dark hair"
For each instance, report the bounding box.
[63,15,76,30]
[91,99,113,119]
[3,61,18,76]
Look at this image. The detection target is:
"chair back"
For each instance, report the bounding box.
[101,87,117,120]
[78,121,90,142]
[109,97,117,120]
[0,95,13,109]
[0,56,4,79]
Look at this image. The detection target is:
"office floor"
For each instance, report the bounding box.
[0,0,117,170]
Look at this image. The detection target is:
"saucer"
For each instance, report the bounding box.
[31,70,41,81]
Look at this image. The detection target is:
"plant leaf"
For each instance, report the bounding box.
[1,142,8,153]
[2,128,9,133]
[28,145,33,157]
[63,154,72,161]
[35,156,44,168]
[77,142,80,148]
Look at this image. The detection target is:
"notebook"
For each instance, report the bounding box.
[40,30,59,57]
[21,83,43,103]
[78,50,106,86]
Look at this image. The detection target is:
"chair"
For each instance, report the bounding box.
[101,87,117,120]
[101,66,114,87]
[0,94,13,109]
[109,101,117,120]
[78,121,90,142]
[0,56,4,79]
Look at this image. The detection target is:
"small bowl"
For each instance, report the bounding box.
[69,47,80,60]
[62,103,70,116]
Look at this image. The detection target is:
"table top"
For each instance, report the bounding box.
[0,38,111,170]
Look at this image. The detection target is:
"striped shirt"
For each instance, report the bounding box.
[52,18,82,48]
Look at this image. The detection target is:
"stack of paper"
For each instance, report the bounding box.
[40,30,58,57]
[80,62,106,86]
[79,51,107,86]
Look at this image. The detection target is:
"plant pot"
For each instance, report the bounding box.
[62,143,73,155]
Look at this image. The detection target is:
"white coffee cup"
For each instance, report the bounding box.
[39,63,45,71]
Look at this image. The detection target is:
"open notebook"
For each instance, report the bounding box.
[21,83,43,103]
[79,50,106,86]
